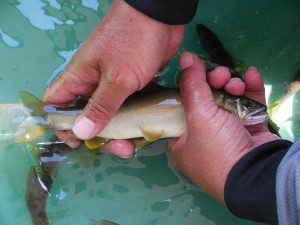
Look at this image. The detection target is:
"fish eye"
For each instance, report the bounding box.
[243,100,253,108]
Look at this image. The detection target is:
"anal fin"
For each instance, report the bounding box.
[85,137,108,150]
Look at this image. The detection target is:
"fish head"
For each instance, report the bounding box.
[236,97,268,125]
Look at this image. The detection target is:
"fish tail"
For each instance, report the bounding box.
[18,91,47,117]
[13,91,49,144]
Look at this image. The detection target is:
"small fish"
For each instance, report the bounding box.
[99,220,119,225]
[26,168,51,225]
[25,141,77,225]
[90,219,119,225]
[196,23,280,135]
[196,24,246,79]
[269,68,300,110]
[13,88,268,149]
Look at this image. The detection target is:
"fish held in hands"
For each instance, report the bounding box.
[12,88,268,149]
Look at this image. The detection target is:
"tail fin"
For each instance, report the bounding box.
[12,92,49,144]
[18,91,46,117]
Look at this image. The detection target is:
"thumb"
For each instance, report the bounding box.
[168,52,218,168]
[178,52,218,126]
[73,71,138,140]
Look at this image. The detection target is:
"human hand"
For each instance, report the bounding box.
[168,52,279,203]
[43,0,184,157]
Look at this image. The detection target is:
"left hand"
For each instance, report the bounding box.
[43,0,185,157]
[168,52,279,203]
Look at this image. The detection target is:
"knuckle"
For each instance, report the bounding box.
[85,97,111,124]
[104,70,142,94]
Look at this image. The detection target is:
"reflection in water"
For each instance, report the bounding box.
[46,48,78,85]
[48,0,61,10]
[106,154,180,188]
[24,140,214,225]
[16,1,64,30]
[0,27,22,48]
[81,0,99,11]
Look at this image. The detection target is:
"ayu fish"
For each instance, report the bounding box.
[269,68,300,110]
[12,87,268,149]
[196,24,246,79]
[25,141,77,225]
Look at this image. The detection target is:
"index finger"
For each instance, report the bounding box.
[244,67,266,104]
[43,63,100,104]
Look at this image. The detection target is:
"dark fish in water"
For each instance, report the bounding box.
[99,220,119,225]
[196,24,235,69]
[196,24,244,79]
[90,219,120,225]
[26,168,52,225]
[25,142,77,225]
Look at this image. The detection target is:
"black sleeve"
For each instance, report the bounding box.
[124,0,200,25]
[224,140,293,225]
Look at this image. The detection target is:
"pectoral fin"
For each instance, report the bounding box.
[135,127,164,150]
[85,137,108,150]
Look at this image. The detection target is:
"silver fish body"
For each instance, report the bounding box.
[13,88,268,144]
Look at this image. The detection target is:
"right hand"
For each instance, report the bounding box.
[169,52,279,202]
[43,0,185,157]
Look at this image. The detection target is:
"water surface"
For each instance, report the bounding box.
[1,0,300,224]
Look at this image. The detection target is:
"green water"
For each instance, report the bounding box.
[1,0,299,224]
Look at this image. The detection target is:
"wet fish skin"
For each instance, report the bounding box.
[13,88,268,145]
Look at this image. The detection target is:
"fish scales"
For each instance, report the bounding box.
[12,88,268,145]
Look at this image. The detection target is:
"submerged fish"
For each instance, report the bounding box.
[25,142,78,225]
[196,24,247,79]
[269,68,300,110]
[13,88,267,149]
[99,220,119,225]
[196,23,280,136]
[90,219,119,225]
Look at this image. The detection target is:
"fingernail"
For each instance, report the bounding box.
[73,116,97,140]
[213,66,229,73]
[228,77,242,84]
[248,67,257,72]
[180,52,194,70]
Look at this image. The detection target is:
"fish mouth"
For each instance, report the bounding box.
[244,108,268,125]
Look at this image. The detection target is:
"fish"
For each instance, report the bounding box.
[269,68,300,110]
[267,68,300,136]
[196,23,280,136]
[90,219,119,225]
[99,220,119,225]
[196,24,246,79]
[26,167,52,225]
[25,141,77,225]
[12,87,268,149]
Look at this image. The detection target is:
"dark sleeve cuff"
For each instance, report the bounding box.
[224,140,292,224]
[124,0,200,25]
